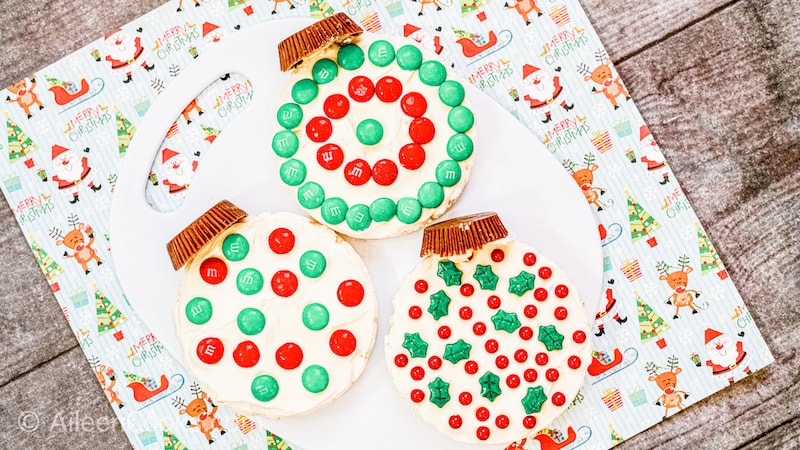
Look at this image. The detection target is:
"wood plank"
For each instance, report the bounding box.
[0,346,131,449]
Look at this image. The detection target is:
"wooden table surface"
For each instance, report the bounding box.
[0,0,798,448]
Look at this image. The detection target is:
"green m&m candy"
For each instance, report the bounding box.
[291,79,319,105]
[370,198,396,222]
[280,159,307,186]
[272,130,299,158]
[237,307,265,335]
[438,80,465,107]
[447,133,473,161]
[338,44,365,70]
[436,160,462,187]
[396,45,422,70]
[312,58,338,84]
[320,197,348,225]
[448,106,474,133]
[368,40,395,67]
[356,119,383,145]
[302,365,330,393]
[418,182,444,208]
[346,204,372,231]
[185,297,212,325]
[299,250,327,278]
[222,233,249,261]
[237,268,264,295]
[251,374,279,402]
[396,197,422,224]
[419,60,447,86]
[277,103,303,129]
[302,303,329,331]
[297,182,325,209]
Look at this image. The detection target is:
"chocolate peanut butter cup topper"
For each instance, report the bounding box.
[386,213,591,445]
[273,13,477,239]
[167,200,377,418]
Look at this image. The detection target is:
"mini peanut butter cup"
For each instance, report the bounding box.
[167,200,248,270]
[278,12,363,72]
[420,212,509,258]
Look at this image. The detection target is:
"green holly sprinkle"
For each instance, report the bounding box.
[428,290,451,320]
[402,332,428,358]
[538,324,565,351]
[509,270,536,296]
[435,160,461,187]
[443,339,472,364]
[479,371,502,402]
[491,310,521,333]
[473,264,499,290]
[312,58,338,84]
[428,377,451,408]
[522,386,548,414]
[437,260,463,286]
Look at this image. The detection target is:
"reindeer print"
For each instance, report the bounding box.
[504,0,542,25]
[89,356,125,409]
[172,383,226,444]
[181,98,204,124]
[646,356,689,419]
[271,0,296,14]
[6,77,45,118]
[657,255,701,319]
[563,154,613,211]
[411,0,445,16]
[50,214,103,274]
[577,50,630,110]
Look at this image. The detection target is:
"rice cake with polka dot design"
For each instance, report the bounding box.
[272,34,476,239]
[385,214,591,445]
[176,210,377,418]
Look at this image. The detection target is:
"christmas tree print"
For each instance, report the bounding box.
[95,285,126,340]
[115,108,136,157]
[696,222,727,279]
[267,430,293,450]
[29,236,64,280]
[162,424,188,450]
[201,124,220,144]
[461,0,491,16]
[6,112,38,167]
[228,0,246,9]
[626,190,660,247]
[309,0,335,18]
[635,291,669,347]
[609,423,624,446]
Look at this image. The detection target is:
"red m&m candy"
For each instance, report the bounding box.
[409,117,435,144]
[323,94,350,119]
[233,340,260,368]
[348,76,374,102]
[400,92,427,117]
[196,337,224,364]
[375,76,403,102]
[199,258,227,285]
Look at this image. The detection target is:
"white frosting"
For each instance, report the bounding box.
[274,34,475,239]
[175,212,377,418]
[385,237,591,445]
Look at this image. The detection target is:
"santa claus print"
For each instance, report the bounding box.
[50,145,102,203]
[202,22,226,46]
[101,28,155,84]
[521,64,574,123]
[704,328,751,384]
[160,148,197,194]
[639,125,670,185]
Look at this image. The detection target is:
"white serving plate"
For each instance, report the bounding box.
[110,19,602,450]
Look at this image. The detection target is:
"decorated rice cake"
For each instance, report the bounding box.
[168,200,377,418]
[385,213,591,445]
[272,13,476,239]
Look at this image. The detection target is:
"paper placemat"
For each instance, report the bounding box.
[1,0,773,449]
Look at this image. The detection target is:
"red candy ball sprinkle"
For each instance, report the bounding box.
[523,416,537,429]
[372,159,398,186]
[375,76,403,102]
[409,306,422,319]
[485,339,499,353]
[337,280,364,307]
[519,326,533,340]
[476,426,490,441]
[410,366,425,381]
[491,248,505,262]
[554,306,568,320]
[536,352,549,366]
[476,407,490,421]
[487,295,501,309]
[524,304,538,318]
[395,354,408,368]
[465,360,478,374]
[460,284,475,297]
[523,252,537,266]
[555,284,569,298]
[449,415,462,429]
[233,340,260,368]
[534,288,548,301]
[348,76,374,102]
[399,143,426,170]
[546,368,560,382]
[496,355,510,369]
[411,389,425,403]
[323,93,350,119]
[496,415,510,429]
[196,337,224,364]
[573,330,587,344]
[409,117,435,144]
[275,342,303,370]
[524,368,538,382]
[568,355,582,369]
[473,322,487,336]
[306,116,332,143]
[438,326,451,339]
[268,228,295,254]
[329,329,357,356]
[414,279,428,293]
[539,266,552,279]
[344,159,371,186]
[317,143,344,170]
[271,270,298,297]
[506,374,521,389]
[459,392,472,405]
[400,92,427,117]
[459,306,473,320]
[515,349,529,363]
[552,392,566,406]
[199,258,227,285]
[428,356,442,370]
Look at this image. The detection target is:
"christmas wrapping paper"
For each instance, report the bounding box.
[0,0,774,449]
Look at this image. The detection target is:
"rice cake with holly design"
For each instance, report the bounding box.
[272,14,476,239]
[385,213,591,445]
[169,201,377,418]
